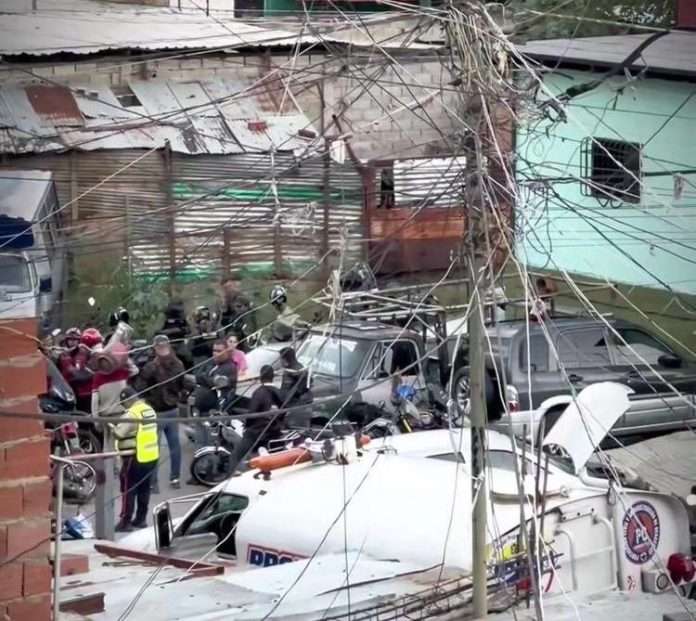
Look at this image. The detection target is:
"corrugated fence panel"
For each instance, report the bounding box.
[2,150,365,280]
[161,152,365,277]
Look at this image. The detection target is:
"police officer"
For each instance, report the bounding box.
[113,386,159,532]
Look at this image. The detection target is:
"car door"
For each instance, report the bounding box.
[169,492,249,559]
[554,326,616,393]
[606,327,695,433]
[514,332,559,410]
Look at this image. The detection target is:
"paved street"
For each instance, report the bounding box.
[64,425,207,539]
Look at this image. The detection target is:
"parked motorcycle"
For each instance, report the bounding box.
[50,423,97,505]
[362,383,444,439]
[188,415,245,487]
[42,355,101,454]
[186,375,245,487]
[189,415,353,487]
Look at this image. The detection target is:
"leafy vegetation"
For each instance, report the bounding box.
[66,254,170,337]
[507,0,674,40]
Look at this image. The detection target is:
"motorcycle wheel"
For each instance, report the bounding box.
[77,429,101,455]
[59,461,97,504]
[190,450,232,487]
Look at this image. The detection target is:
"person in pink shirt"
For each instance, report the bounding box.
[226,334,248,377]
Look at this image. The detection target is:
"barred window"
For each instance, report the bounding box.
[582,137,641,204]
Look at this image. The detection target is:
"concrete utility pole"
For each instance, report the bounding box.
[444,0,490,613]
[447,2,545,619]
[466,132,489,619]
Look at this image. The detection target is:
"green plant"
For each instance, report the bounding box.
[66,255,170,337]
[508,0,674,40]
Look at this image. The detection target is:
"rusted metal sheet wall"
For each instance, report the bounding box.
[365,147,513,275]
[678,0,696,29]
[367,206,465,274]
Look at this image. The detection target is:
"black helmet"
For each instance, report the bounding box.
[270,284,287,307]
[109,307,130,327]
[164,300,185,320]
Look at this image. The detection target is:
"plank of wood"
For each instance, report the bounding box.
[59,592,105,615]
[93,543,224,575]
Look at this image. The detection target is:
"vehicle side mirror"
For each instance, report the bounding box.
[154,502,172,549]
[39,276,52,292]
[658,353,682,369]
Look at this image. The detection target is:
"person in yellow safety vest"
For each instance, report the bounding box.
[112,386,159,532]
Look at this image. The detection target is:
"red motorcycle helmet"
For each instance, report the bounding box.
[80,328,103,349]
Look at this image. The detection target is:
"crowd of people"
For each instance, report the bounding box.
[49,278,312,533]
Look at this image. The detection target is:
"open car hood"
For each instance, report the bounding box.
[542,382,632,474]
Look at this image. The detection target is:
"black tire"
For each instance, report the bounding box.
[77,429,101,455]
[450,367,498,423]
[60,461,97,504]
[190,451,232,487]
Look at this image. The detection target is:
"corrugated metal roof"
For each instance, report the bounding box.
[519,31,696,77]
[73,86,132,120]
[25,85,84,127]
[0,8,333,57]
[0,1,439,57]
[226,116,314,152]
[0,78,315,155]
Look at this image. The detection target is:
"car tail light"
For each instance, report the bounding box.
[667,553,695,583]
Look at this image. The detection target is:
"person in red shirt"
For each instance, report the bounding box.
[58,328,93,414]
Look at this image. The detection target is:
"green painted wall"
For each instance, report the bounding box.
[516,70,696,295]
[263,0,394,16]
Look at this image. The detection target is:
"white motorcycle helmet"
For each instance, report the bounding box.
[270,284,288,308]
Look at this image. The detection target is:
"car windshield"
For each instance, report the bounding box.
[298,334,368,378]
[0,255,31,292]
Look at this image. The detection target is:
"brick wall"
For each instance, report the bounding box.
[0,319,52,621]
[1,50,459,160]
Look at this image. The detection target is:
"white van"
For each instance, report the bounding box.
[0,170,65,330]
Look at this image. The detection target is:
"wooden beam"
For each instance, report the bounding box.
[93,543,225,575]
[59,592,105,615]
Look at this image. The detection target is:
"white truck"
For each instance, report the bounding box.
[0,170,66,330]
